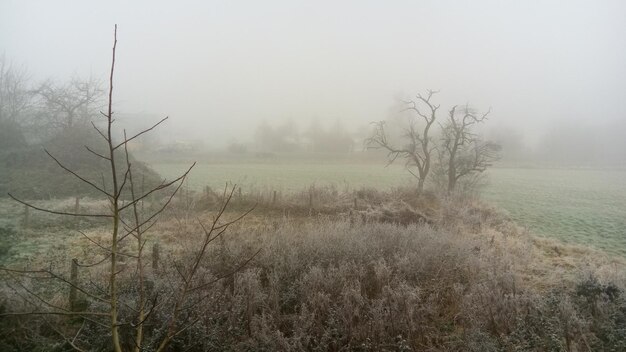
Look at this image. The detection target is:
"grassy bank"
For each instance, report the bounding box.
[150,161,626,256]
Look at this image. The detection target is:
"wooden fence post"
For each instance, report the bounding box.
[23,204,29,228]
[272,190,277,205]
[152,243,160,271]
[69,258,78,311]
[74,197,80,228]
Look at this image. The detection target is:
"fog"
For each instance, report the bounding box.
[3,3,626,348]
[2,0,626,164]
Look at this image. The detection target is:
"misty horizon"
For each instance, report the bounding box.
[2,0,625,163]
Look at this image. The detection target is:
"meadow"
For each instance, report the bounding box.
[152,161,626,256]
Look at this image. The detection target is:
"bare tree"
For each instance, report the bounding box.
[1,55,103,144]
[439,104,501,193]
[35,75,104,130]
[1,25,256,352]
[367,90,440,194]
[0,55,34,124]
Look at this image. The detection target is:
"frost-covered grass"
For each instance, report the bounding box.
[483,168,626,256]
[0,197,110,265]
[1,191,625,351]
[153,162,626,256]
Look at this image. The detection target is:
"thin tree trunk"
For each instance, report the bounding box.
[447,164,456,193]
[69,258,78,311]
[106,24,123,352]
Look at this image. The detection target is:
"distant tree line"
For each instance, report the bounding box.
[0,55,160,198]
[0,55,104,146]
[487,120,626,167]
[251,118,357,153]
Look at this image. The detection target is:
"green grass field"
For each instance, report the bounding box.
[482,168,626,256]
[152,162,626,256]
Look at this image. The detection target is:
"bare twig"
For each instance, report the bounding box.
[7,194,112,218]
[44,149,113,197]
[84,145,111,160]
[118,162,195,212]
[112,116,168,150]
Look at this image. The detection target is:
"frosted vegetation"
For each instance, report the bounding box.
[153,162,626,256]
[1,188,626,351]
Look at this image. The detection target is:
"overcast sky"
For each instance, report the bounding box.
[2,0,625,146]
